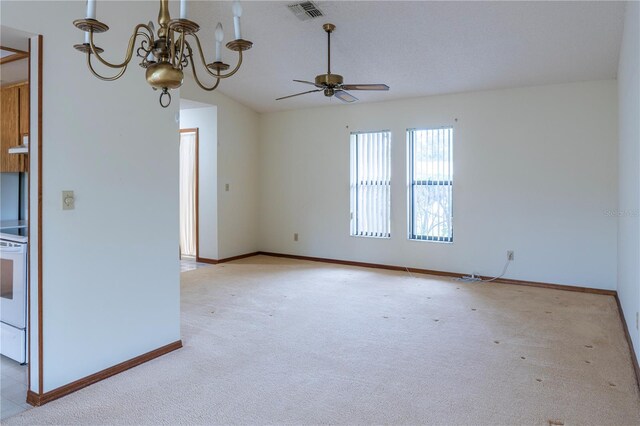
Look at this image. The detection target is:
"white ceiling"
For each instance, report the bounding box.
[0,25,31,51]
[198,1,623,112]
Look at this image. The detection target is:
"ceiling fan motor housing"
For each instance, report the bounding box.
[315,73,343,87]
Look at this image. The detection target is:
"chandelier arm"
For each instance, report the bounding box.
[86,52,127,81]
[177,32,187,68]
[188,52,222,91]
[189,33,215,76]
[169,29,177,67]
[89,23,154,69]
[189,33,243,79]
[213,50,243,79]
[136,31,153,56]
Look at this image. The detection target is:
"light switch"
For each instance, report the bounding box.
[62,190,75,210]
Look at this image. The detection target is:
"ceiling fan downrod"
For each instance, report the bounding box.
[323,23,335,75]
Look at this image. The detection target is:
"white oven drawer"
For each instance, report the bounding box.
[1,321,26,364]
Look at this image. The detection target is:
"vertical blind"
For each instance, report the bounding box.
[408,127,453,242]
[350,131,391,238]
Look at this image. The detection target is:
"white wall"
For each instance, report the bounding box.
[181,80,260,259]
[617,1,640,363]
[259,80,618,290]
[180,105,218,260]
[1,1,181,392]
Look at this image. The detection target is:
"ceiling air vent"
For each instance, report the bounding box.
[288,2,324,21]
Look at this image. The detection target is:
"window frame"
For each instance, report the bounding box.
[349,130,392,239]
[407,126,454,243]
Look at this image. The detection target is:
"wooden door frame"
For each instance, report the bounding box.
[35,34,43,398]
[179,128,199,260]
[24,34,43,403]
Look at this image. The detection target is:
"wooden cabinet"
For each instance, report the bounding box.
[19,84,29,137]
[1,82,28,173]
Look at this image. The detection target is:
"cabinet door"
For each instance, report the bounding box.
[0,87,22,173]
[18,84,29,172]
[19,84,29,137]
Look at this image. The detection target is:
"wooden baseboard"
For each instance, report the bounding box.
[196,252,260,265]
[257,251,616,296]
[196,256,218,265]
[487,276,615,296]
[26,340,182,406]
[614,295,640,391]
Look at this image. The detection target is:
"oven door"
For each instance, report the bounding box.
[0,240,27,329]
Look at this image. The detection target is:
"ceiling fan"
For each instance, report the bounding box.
[276,23,389,103]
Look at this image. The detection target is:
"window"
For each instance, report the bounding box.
[350,131,391,238]
[408,127,453,242]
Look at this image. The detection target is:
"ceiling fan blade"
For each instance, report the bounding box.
[341,84,390,91]
[276,89,322,101]
[293,79,323,88]
[334,90,358,103]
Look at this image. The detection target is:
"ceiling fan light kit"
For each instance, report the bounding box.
[73,0,252,107]
[276,23,389,103]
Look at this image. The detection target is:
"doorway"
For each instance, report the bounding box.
[179,99,216,270]
[0,25,40,420]
[179,128,199,260]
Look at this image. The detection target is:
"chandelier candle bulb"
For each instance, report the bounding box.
[86,0,96,19]
[180,0,187,19]
[233,1,242,40]
[215,23,224,62]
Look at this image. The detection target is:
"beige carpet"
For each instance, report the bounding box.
[6,255,640,425]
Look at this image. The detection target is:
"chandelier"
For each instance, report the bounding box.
[73,0,252,107]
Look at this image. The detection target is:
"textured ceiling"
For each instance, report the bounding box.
[186,1,625,113]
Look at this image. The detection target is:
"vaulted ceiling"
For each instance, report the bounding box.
[187,1,625,113]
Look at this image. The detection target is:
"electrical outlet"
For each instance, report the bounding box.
[636,312,639,330]
[507,250,514,261]
[294,233,299,242]
[225,183,230,192]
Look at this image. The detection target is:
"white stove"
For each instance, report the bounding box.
[1,223,28,364]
